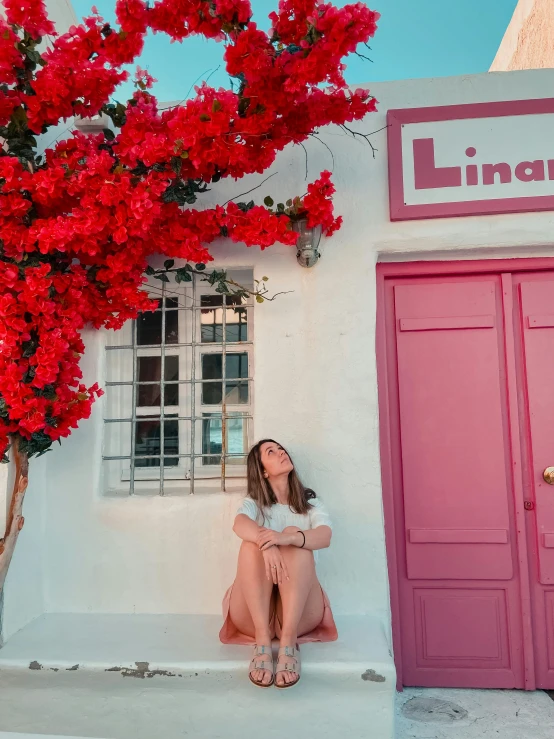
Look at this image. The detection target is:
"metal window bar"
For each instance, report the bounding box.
[106,341,253,350]
[159,280,166,496]
[190,274,196,495]
[103,450,251,462]
[129,316,137,496]
[221,291,227,492]
[104,273,252,496]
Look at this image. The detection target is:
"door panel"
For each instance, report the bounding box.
[395,281,513,583]
[413,588,511,667]
[519,281,554,586]
[516,276,554,688]
[387,275,525,688]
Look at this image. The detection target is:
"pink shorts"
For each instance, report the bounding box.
[219,581,339,645]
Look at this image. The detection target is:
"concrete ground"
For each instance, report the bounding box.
[0,667,390,739]
[396,686,554,739]
[0,612,395,739]
[0,671,552,739]
[1,614,552,739]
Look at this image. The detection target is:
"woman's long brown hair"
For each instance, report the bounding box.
[246,438,315,521]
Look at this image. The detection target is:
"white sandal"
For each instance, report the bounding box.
[275,644,301,689]
[248,644,274,688]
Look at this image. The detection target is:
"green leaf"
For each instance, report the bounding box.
[195,263,206,271]
[170,156,182,175]
[145,265,155,276]
[286,199,292,207]
[256,294,264,303]
[154,273,170,283]
[164,259,174,270]
[199,114,211,122]
[212,100,222,113]
[175,266,193,282]
[262,276,269,282]
[103,128,115,141]
[264,196,274,207]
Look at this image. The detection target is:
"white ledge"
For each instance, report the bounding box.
[0,613,395,739]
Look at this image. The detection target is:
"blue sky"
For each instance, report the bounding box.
[71,0,519,104]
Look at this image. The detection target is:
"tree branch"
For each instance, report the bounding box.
[0,436,29,594]
[221,172,278,207]
[298,142,309,180]
[308,133,335,172]
[340,123,389,159]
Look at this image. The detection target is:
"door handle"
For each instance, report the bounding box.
[543,467,554,484]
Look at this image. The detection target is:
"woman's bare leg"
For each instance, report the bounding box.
[229,541,276,685]
[275,532,325,686]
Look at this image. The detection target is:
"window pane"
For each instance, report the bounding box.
[164,355,179,381]
[137,298,179,346]
[200,294,248,343]
[202,414,247,465]
[137,356,179,407]
[202,415,222,464]
[164,384,179,406]
[134,416,179,467]
[201,353,248,405]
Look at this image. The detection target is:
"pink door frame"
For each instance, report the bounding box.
[376,256,554,691]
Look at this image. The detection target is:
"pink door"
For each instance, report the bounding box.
[383,274,527,688]
[379,262,554,689]
[514,272,554,689]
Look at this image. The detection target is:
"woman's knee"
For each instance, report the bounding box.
[237,540,264,567]
[240,540,260,554]
[279,539,314,564]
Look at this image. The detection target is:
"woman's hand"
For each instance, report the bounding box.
[257,527,295,551]
[262,546,290,584]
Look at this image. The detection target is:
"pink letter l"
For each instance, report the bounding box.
[413,138,462,190]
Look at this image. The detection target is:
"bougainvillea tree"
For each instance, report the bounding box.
[0,0,379,593]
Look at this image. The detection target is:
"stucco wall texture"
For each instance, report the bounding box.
[3,67,554,644]
[491,0,554,71]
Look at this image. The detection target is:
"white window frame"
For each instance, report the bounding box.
[102,268,254,495]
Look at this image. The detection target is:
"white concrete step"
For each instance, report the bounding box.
[0,613,395,739]
[0,735,97,739]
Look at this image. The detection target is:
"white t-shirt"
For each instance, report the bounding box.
[235,497,332,563]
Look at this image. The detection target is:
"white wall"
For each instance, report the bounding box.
[5,68,554,634]
[0,0,79,643]
[2,462,48,642]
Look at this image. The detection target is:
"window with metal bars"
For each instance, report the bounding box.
[102,269,254,495]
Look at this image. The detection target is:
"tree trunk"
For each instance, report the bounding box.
[0,437,29,595]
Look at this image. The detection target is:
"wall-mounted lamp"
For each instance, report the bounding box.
[291,218,323,268]
[73,112,112,134]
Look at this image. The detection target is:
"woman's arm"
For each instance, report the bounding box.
[285,525,332,551]
[232,513,263,543]
[257,525,332,551]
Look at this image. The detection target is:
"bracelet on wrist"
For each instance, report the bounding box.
[296,530,306,548]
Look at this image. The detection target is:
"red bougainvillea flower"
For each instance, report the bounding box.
[3,0,56,38]
[0,0,379,460]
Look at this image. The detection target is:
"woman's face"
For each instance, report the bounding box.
[259,441,294,478]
